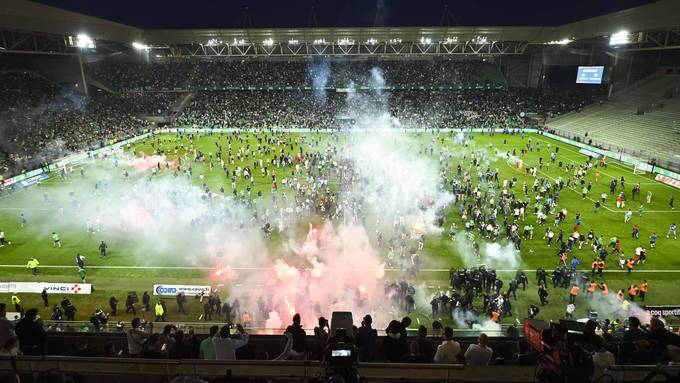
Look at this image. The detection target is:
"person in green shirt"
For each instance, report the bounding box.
[78,267,87,283]
[638,204,644,217]
[52,232,61,248]
[199,325,219,359]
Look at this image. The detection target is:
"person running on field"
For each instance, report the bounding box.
[52,232,61,248]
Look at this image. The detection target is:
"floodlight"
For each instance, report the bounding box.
[420,37,432,45]
[233,38,247,45]
[472,36,488,44]
[546,38,572,45]
[388,38,402,44]
[365,38,377,45]
[313,39,326,45]
[444,37,458,44]
[132,42,149,50]
[75,34,95,49]
[338,38,354,46]
[263,38,274,47]
[288,39,300,45]
[609,31,629,46]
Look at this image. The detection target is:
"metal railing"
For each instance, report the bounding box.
[2,356,678,383]
[41,320,518,337]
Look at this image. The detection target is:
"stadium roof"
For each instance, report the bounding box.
[33,0,659,29]
[1,0,679,56]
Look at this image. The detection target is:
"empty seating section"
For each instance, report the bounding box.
[548,75,680,166]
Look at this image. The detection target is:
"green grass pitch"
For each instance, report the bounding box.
[1,130,679,330]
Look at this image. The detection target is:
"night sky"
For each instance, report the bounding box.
[35,0,659,29]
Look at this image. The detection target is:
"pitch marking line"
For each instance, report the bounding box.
[0,264,679,273]
[505,145,679,214]
[533,135,677,191]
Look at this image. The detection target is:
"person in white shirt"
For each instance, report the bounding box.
[433,327,461,363]
[0,336,21,356]
[126,318,151,356]
[213,324,249,360]
[464,333,493,366]
[591,344,615,381]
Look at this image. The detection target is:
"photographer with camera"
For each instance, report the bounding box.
[212,323,248,360]
[324,328,359,383]
[126,317,152,357]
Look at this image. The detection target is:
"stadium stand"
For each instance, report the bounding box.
[87,60,505,91]
[547,74,680,169]
[2,1,680,382]
[0,61,592,178]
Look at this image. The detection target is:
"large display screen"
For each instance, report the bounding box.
[576,66,605,84]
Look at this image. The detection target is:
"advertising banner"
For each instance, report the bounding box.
[153,284,211,296]
[578,148,602,159]
[643,306,680,317]
[0,282,92,294]
[655,174,680,189]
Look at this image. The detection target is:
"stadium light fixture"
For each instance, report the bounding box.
[471,36,488,44]
[263,38,275,47]
[444,37,458,44]
[132,42,149,50]
[420,37,432,45]
[388,38,402,44]
[233,38,247,46]
[313,38,326,45]
[609,31,630,46]
[288,39,300,45]
[365,38,377,45]
[206,38,223,46]
[545,38,573,45]
[74,34,95,49]
[338,38,354,46]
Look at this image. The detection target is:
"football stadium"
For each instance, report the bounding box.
[1,0,680,382]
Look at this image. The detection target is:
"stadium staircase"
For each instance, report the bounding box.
[85,74,115,93]
[173,92,195,114]
[546,74,680,169]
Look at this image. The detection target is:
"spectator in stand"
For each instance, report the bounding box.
[140,334,164,359]
[199,325,219,359]
[397,317,411,355]
[356,314,378,362]
[414,325,437,363]
[464,333,494,366]
[169,330,196,359]
[74,336,103,357]
[383,320,406,362]
[399,341,430,363]
[0,336,21,356]
[14,308,46,355]
[313,316,329,360]
[212,324,248,360]
[434,327,462,363]
[284,313,307,360]
[159,324,177,354]
[0,304,15,348]
[512,340,536,365]
[621,316,654,365]
[649,317,680,359]
[126,317,151,357]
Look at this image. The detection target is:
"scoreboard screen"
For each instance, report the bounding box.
[576,66,605,84]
